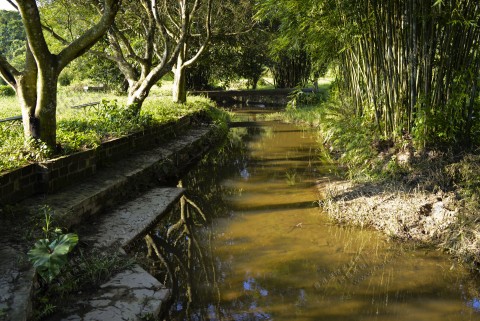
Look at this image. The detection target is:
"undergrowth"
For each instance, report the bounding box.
[0,94,225,173]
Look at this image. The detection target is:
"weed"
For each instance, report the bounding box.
[31,247,136,319]
[27,207,78,283]
[285,170,297,186]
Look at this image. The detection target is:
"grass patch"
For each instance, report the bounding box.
[0,90,227,173]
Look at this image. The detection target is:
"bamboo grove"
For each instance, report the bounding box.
[337,0,480,146]
[257,0,480,147]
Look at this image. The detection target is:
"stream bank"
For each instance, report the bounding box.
[318,154,480,273]
[274,103,480,273]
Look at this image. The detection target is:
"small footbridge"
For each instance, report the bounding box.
[190,88,313,106]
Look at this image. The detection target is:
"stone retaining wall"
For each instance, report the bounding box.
[0,114,201,205]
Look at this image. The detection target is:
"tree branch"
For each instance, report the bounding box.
[183,0,212,67]
[6,0,18,11]
[110,24,145,64]
[0,53,19,87]
[163,0,181,32]
[16,0,52,69]
[41,24,70,46]
[56,0,122,71]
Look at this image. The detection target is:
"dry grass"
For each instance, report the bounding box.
[319,178,480,271]
[320,181,480,271]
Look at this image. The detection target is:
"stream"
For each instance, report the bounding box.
[137,109,480,321]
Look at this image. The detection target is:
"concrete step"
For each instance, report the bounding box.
[57,187,183,321]
[58,264,170,321]
[80,187,183,250]
[26,126,214,229]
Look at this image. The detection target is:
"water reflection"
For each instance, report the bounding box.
[137,120,480,321]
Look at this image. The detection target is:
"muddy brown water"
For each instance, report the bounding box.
[141,110,480,320]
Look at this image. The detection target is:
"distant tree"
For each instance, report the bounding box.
[0,10,25,56]
[0,9,25,77]
[178,0,265,94]
[0,0,121,150]
[231,29,270,89]
[171,0,212,103]
[271,47,311,88]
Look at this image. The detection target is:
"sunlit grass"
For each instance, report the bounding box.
[0,96,19,118]
[0,88,225,173]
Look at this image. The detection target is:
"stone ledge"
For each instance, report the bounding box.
[80,187,184,249]
[25,126,217,229]
[0,245,35,321]
[59,265,170,321]
[0,112,206,205]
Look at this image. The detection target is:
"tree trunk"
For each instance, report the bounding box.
[14,46,57,148]
[126,80,150,114]
[172,52,187,104]
[18,82,38,141]
[0,0,122,150]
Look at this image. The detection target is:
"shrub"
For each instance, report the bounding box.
[0,85,15,97]
[58,72,72,86]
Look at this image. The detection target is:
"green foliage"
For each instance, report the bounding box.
[257,0,480,149]
[321,101,378,180]
[0,85,15,96]
[0,10,26,70]
[0,123,25,172]
[57,99,155,153]
[28,233,79,283]
[0,122,56,172]
[0,93,224,173]
[287,88,328,110]
[58,70,73,87]
[27,207,78,283]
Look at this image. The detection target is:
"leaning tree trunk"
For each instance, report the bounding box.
[126,81,151,115]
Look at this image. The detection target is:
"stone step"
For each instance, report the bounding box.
[59,264,170,321]
[80,187,184,249]
[58,187,184,321]
[25,126,214,229]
